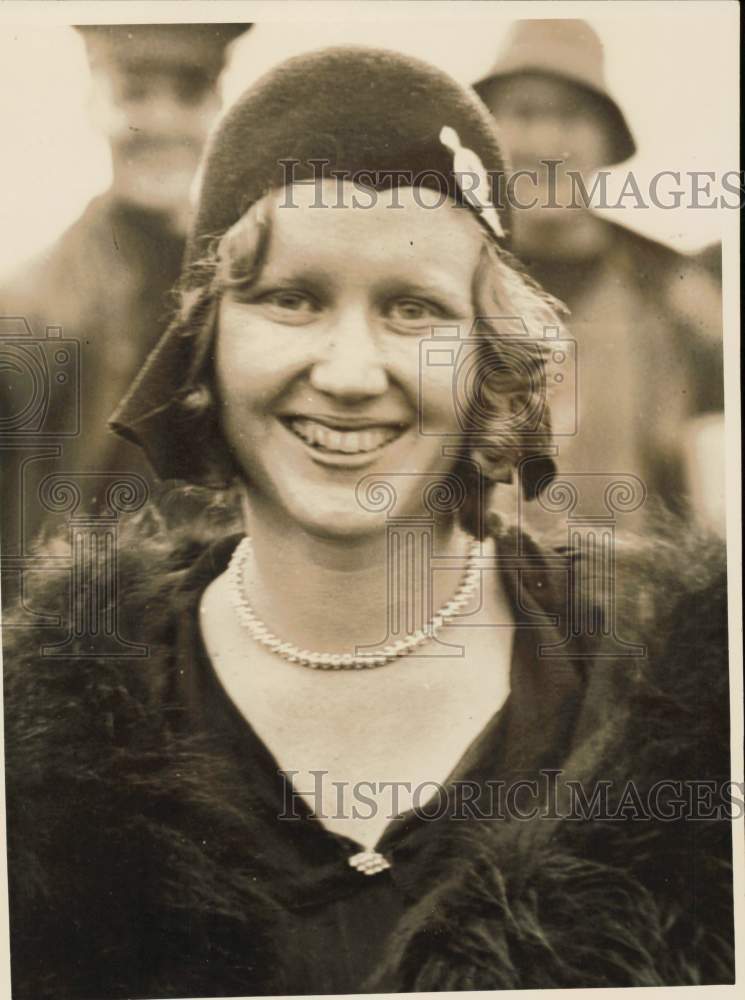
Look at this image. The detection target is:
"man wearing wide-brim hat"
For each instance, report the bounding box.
[474,19,724,529]
[0,23,251,599]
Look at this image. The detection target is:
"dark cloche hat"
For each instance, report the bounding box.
[76,23,251,78]
[474,19,636,166]
[111,46,555,498]
[181,45,512,280]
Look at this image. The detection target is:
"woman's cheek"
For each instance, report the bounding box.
[413,339,468,438]
[216,312,300,401]
[418,363,460,437]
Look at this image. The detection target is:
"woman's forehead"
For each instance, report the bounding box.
[241,181,485,285]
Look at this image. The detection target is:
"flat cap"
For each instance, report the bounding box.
[76,23,251,76]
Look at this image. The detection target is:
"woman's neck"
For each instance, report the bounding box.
[237,500,476,654]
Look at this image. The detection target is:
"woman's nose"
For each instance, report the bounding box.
[309,313,388,399]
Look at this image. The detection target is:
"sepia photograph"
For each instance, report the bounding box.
[0,2,741,998]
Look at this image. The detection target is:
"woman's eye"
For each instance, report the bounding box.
[267,290,316,312]
[387,298,442,327]
[255,289,320,323]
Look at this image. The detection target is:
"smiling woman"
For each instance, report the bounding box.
[3,45,734,1000]
[213,182,547,541]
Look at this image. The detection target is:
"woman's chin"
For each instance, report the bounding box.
[244,424,462,539]
[284,495,388,541]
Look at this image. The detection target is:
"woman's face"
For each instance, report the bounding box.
[215,182,483,539]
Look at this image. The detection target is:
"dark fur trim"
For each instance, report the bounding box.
[368,522,734,991]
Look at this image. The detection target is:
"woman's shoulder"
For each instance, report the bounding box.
[377,519,733,991]
[8,504,240,625]
[2,513,270,1000]
[582,520,728,731]
[501,513,727,660]
[3,511,242,754]
[498,514,729,786]
[504,511,731,834]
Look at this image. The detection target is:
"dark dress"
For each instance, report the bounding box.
[173,535,585,994]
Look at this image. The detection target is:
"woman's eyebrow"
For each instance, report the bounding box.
[249,266,332,292]
[221,249,327,290]
[380,276,472,310]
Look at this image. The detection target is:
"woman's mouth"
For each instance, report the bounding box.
[283,417,405,455]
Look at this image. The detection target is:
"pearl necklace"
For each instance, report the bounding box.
[227,536,481,670]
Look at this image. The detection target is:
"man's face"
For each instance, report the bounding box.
[89,61,221,216]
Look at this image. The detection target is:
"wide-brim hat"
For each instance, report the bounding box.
[473,19,635,166]
[110,46,556,501]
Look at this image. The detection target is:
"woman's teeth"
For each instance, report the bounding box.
[287,418,402,454]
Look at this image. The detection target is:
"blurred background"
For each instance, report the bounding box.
[0,11,738,277]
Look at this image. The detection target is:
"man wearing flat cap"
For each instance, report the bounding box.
[0,23,250,602]
[475,19,724,528]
